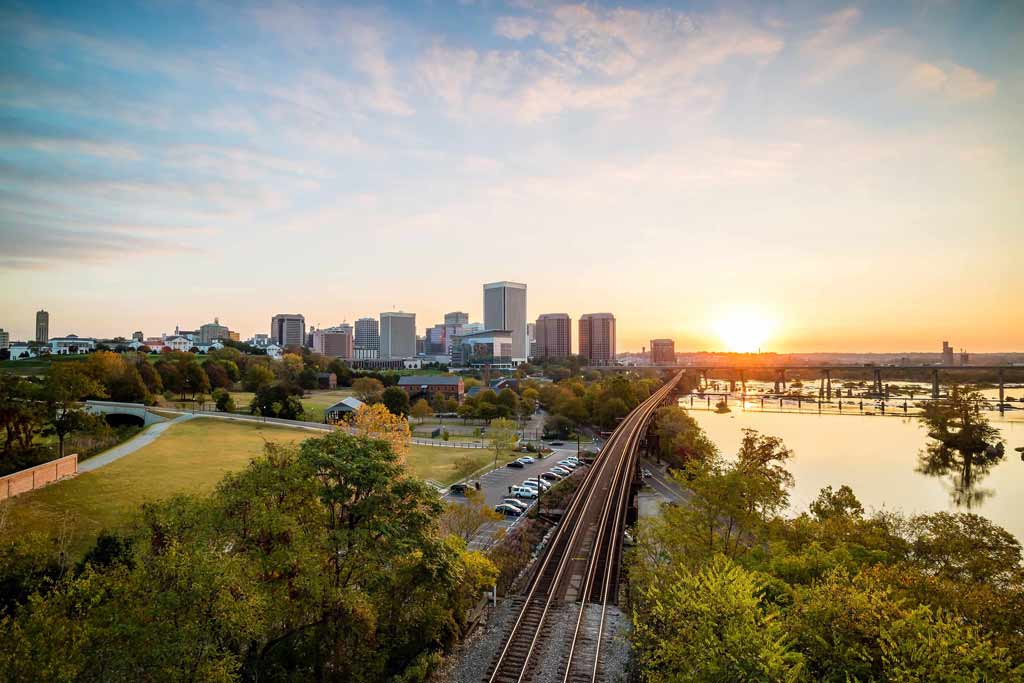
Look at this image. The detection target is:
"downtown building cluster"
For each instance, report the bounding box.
[1,282,639,366]
[256,281,621,368]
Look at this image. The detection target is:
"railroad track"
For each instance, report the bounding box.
[485,372,682,683]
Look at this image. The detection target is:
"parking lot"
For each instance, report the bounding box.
[443,442,598,551]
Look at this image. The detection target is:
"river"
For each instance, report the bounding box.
[686,401,1024,541]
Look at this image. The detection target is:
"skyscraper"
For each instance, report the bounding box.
[354,317,380,358]
[380,312,416,359]
[271,313,305,348]
[650,338,675,365]
[443,312,469,355]
[35,310,49,343]
[483,281,527,362]
[0,328,9,351]
[534,313,572,358]
[312,327,354,359]
[579,313,616,365]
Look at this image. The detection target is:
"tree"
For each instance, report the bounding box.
[243,364,275,393]
[653,405,717,465]
[920,386,1001,454]
[213,388,235,413]
[439,488,501,542]
[410,398,433,423]
[632,556,804,683]
[810,484,864,522]
[488,417,518,470]
[181,361,210,399]
[135,360,163,395]
[277,353,304,382]
[250,384,303,420]
[203,362,233,390]
[44,364,106,458]
[0,375,45,461]
[347,403,411,460]
[381,386,410,416]
[352,377,385,404]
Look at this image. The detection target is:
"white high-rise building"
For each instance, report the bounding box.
[354,317,380,359]
[380,311,416,359]
[483,281,527,362]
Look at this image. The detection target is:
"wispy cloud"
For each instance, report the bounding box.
[907,61,996,101]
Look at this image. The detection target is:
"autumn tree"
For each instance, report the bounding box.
[439,488,501,542]
[488,417,518,470]
[346,403,410,460]
[410,398,433,423]
[243,363,275,392]
[352,377,385,404]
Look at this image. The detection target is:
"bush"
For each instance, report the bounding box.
[213,388,235,413]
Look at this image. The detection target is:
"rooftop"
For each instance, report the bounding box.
[397,375,463,386]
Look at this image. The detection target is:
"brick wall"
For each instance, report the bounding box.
[0,454,78,501]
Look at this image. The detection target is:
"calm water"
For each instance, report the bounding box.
[687,406,1024,541]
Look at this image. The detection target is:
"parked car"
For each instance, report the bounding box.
[521,479,550,491]
[448,481,478,495]
[511,485,538,499]
[502,498,529,512]
[506,460,525,468]
[642,468,653,479]
[540,471,564,482]
[551,466,572,476]
[495,504,523,517]
[517,456,535,464]
[557,460,578,468]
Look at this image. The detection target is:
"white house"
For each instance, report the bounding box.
[265,343,283,359]
[162,335,192,352]
[48,335,97,355]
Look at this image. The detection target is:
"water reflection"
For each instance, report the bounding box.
[916,441,1005,509]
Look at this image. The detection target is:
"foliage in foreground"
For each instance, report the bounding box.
[0,431,496,682]
[630,426,1024,683]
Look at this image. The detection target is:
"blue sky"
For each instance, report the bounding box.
[1,0,1022,351]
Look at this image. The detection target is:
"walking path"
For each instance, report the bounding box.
[79,414,194,473]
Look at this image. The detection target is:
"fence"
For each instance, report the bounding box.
[0,454,78,501]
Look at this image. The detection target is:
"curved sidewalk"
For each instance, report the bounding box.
[78,414,194,473]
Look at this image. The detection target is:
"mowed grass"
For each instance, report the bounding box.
[0,418,311,556]
[227,388,355,421]
[405,445,513,486]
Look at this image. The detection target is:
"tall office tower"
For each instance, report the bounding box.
[0,328,9,350]
[312,328,354,359]
[380,311,416,359]
[483,281,527,361]
[650,338,675,365]
[426,324,446,354]
[35,310,49,342]
[534,313,572,358]
[443,312,469,354]
[579,313,616,365]
[271,313,306,348]
[354,317,380,358]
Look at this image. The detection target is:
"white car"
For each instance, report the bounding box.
[557,460,578,468]
[517,456,535,464]
[551,466,572,476]
[521,479,551,491]
[511,485,538,499]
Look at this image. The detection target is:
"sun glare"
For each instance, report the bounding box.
[713,310,776,353]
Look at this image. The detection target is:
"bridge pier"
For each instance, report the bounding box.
[932,368,940,399]
[999,368,1005,413]
[873,369,883,397]
[825,370,832,400]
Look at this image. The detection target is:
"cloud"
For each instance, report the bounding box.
[907,62,996,101]
[421,6,782,123]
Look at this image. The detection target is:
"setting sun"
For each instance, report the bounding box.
[713,310,776,353]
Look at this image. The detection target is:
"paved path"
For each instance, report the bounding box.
[79,414,195,473]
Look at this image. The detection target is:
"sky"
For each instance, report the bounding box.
[0,0,1022,353]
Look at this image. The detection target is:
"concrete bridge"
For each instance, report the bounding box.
[85,401,167,427]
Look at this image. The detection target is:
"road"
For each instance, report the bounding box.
[79,414,194,473]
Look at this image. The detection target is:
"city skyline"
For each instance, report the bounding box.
[1,1,1022,352]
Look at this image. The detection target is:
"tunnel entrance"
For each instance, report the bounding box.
[104,413,145,428]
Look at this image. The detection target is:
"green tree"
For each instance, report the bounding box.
[809,484,864,522]
[44,364,106,458]
[352,377,385,403]
[243,363,275,393]
[0,375,45,460]
[381,386,410,416]
[632,556,804,683]
[488,417,518,470]
[182,361,211,399]
[213,388,235,413]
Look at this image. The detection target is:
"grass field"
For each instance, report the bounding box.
[405,444,512,486]
[0,418,311,556]
[225,388,355,421]
[0,416,503,556]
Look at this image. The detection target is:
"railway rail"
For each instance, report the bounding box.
[485,372,683,683]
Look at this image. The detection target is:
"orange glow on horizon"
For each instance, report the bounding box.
[712,309,777,353]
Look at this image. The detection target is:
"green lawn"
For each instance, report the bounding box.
[0,418,311,556]
[405,444,514,486]
[226,388,355,421]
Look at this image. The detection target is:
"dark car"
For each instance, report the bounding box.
[539,472,563,482]
[550,441,565,447]
[506,460,525,468]
[448,480,479,495]
[495,504,523,517]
